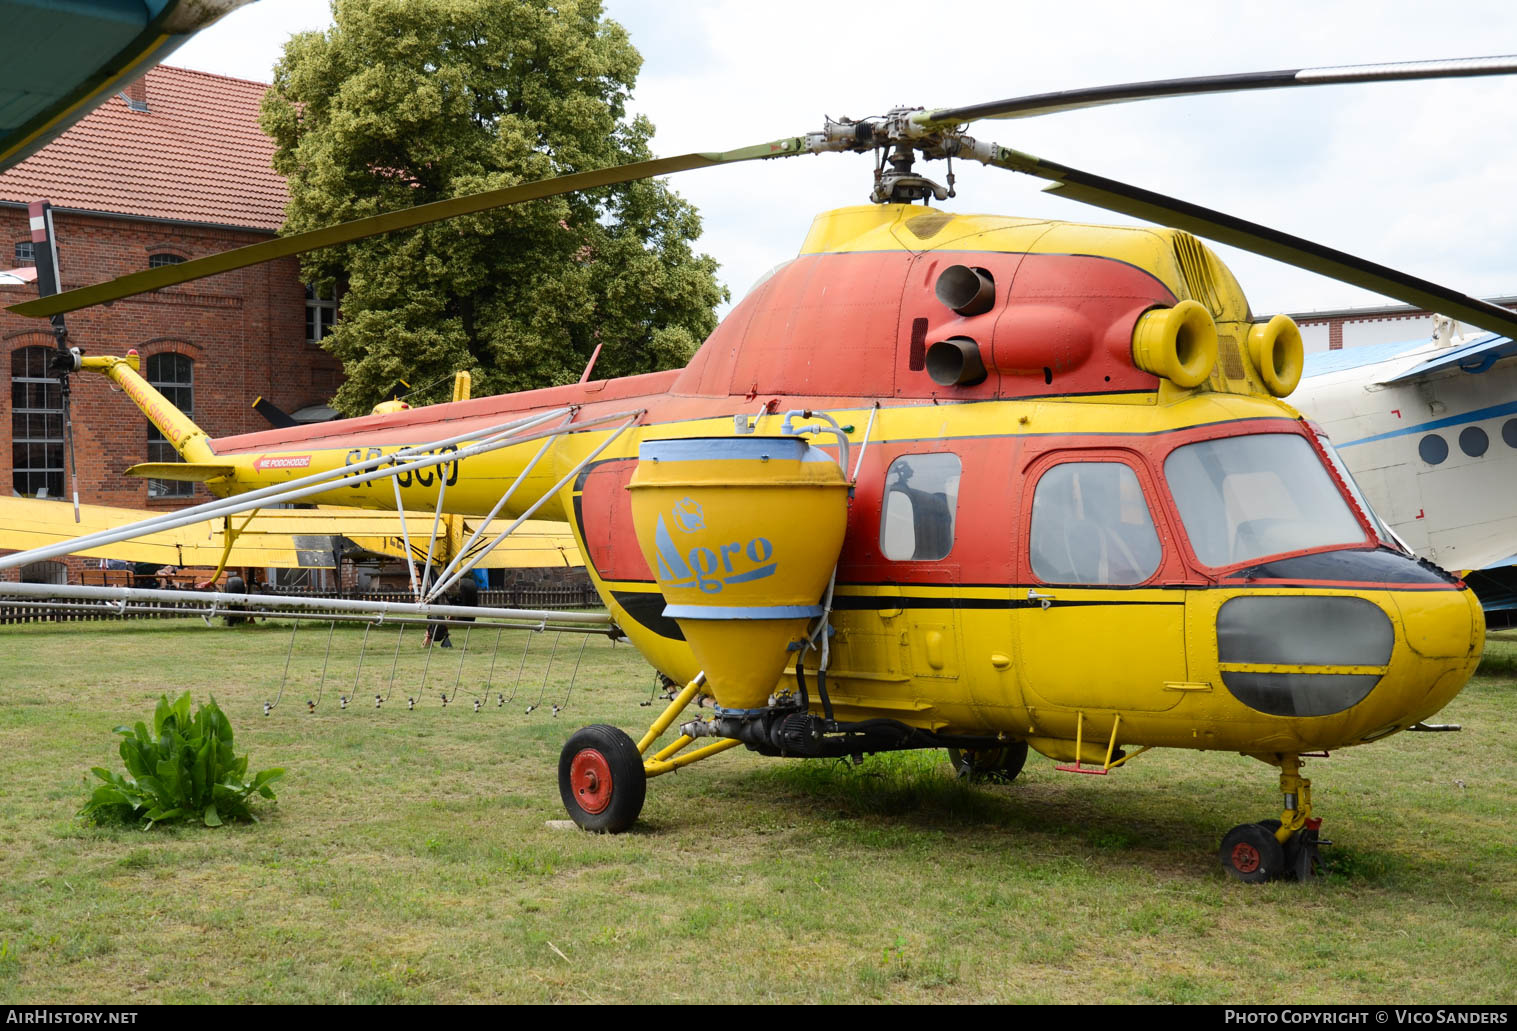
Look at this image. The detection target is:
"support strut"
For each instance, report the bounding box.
[635,672,705,755]
[1275,754,1314,844]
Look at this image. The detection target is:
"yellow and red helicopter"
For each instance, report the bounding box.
[9,56,1517,882]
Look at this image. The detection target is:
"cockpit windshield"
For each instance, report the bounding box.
[1313,431,1404,552]
[1164,433,1367,567]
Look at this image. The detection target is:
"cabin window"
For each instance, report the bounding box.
[306,282,338,344]
[1029,461,1162,585]
[1164,433,1365,567]
[146,352,194,499]
[880,453,961,561]
[10,346,64,499]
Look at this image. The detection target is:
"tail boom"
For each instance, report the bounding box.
[81,352,216,465]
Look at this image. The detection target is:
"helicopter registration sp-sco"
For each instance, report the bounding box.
[64,203,1482,882]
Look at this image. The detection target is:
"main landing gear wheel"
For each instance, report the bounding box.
[559,724,646,833]
[947,740,1029,783]
[1256,819,1322,882]
[1219,823,1285,883]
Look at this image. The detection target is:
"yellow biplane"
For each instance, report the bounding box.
[0,496,579,576]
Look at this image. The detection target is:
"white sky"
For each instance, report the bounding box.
[169,0,1517,320]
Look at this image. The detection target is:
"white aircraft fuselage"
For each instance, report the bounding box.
[1295,332,1517,573]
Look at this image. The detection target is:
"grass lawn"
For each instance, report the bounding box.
[1,617,1514,1004]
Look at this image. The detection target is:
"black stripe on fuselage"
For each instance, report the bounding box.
[604,579,1465,643]
[829,593,1183,611]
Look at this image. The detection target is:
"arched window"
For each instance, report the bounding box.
[10,346,63,499]
[19,560,66,585]
[148,253,185,268]
[146,352,194,498]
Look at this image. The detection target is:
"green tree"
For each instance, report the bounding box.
[261,0,727,414]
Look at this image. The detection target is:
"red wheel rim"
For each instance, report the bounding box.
[1230,842,1261,873]
[570,748,613,815]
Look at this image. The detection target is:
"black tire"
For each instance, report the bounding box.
[224,575,246,626]
[946,740,1029,783]
[1289,827,1321,882]
[559,724,646,833]
[1256,818,1320,882]
[1219,822,1286,883]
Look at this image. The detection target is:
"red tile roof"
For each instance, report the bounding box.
[0,65,287,233]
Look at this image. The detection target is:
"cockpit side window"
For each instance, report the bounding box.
[1029,461,1162,585]
[1164,433,1366,567]
[880,453,961,561]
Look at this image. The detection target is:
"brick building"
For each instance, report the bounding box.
[1290,295,1517,354]
[0,65,342,517]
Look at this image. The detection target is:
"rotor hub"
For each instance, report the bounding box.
[810,108,965,205]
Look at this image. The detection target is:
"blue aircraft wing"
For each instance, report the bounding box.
[1378,331,1517,384]
[0,0,252,171]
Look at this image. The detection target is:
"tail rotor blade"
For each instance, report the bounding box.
[252,396,298,429]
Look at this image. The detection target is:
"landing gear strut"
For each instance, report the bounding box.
[1219,754,1322,882]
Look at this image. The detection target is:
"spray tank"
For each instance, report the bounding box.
[628,426,851,711]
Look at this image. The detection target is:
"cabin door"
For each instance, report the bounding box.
[1013,452,1187,714]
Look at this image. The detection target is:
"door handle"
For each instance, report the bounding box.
[1027,589,1054,610]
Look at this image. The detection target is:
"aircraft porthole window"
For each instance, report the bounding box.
[1458,426,1489,458]
[880,453,961,561]
[1418,434,1449,466]
[1503,419,1517,450]
[1029,461,1161,585]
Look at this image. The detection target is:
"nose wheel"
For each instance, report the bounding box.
[1219,755,1323,883]
[1219,823,1285,883]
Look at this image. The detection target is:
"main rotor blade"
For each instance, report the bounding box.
[924,55,1517,126]
[9,137,805,319]
[982,145,1517,338]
